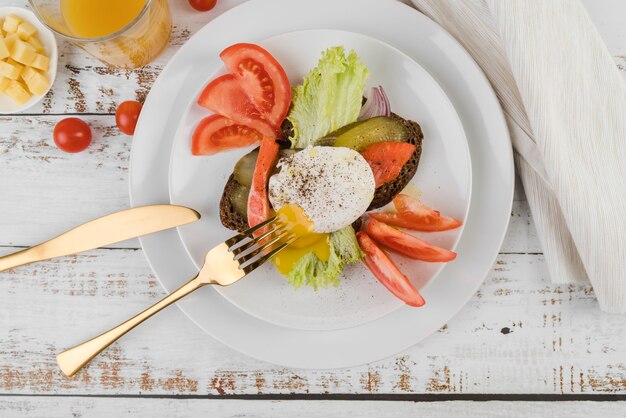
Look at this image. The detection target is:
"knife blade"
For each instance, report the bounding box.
[0,205,200,272]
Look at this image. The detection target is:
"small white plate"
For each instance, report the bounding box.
[0,7,57,114]
[168,29,471,331]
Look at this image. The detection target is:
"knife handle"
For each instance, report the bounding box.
[0,247,41,273]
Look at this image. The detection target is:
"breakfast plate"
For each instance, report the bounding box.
[168,29,471,330]
[129,0,513,368]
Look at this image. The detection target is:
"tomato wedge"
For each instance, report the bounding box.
[197,74,276,137]
[220,43,291,128]
[366,218,456,262]
[192,115,263,156]
[370,194,462,232]
[394,194,462,231]
[357,232,425,307]
[247,136,280,228]
[361,142,416,187]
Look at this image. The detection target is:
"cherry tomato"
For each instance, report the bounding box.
[370,195,462,232]
[191,114,263,156]
[197,74,275,137]
[357,231,425,307]
[365,218,456,262]
[115,101,143,136]
[188,0,217,12]
[53,117,92,153]
[360,142,416,187]
[220,43,291,127]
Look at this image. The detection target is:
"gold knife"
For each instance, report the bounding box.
[0,205,200,272]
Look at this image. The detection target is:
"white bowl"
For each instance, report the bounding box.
[0,7,58,114]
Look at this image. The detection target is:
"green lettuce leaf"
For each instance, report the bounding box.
[287,46,369,148]
[286,226,364,290]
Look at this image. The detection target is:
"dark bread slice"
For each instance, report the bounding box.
[219,174,250,233]
[219,114,423,232]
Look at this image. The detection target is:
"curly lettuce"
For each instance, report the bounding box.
[286,226,363,290]
[287,46,369,148]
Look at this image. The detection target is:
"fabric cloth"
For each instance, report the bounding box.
[409,0,626,313]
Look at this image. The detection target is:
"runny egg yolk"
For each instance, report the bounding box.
[272,204,330,275]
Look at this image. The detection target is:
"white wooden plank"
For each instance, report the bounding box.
[0,116,136,248]
[0,0,620,116]
[1,249,624,395]
[0,115,543,252]
[1,398,626,418]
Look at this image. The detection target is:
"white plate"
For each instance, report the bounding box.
[130,0,513,369]
[168,29,471,331]
[0,7,58,114]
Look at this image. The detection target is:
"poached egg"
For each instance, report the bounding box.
[269,146,375,274]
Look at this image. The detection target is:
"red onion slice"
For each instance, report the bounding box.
[358,86,391,120]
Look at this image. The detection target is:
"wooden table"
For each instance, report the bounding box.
[1,0,625,416]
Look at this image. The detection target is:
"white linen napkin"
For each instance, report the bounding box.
[409,0,626,313]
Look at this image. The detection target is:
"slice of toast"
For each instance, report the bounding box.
[219,113,423,232]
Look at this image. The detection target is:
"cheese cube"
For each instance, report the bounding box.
[10,39,36,65]
[20,66,38,83]
[17,21,37,41]
[30,53,50,72]
[3,33,18,50]
[2,15,21,34]
[27,36,44,53]
[4,79,31,105]
[0,37,10,60]
[0,19,4,35]
[6,58,25,75]
[24,69,48,96]
[0,76,9,92]
[0,60,22,80]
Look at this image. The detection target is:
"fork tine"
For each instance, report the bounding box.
[231,225,286,257]
[240,236,297,274]
[235,230,293,264]
[224,216,278,248]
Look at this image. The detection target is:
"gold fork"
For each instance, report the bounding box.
[56,216,294,377]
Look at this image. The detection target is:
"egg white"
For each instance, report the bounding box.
[268,146,375,233]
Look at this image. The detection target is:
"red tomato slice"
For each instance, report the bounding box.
[192,115,263,156]
[197,74,276,137]
[220,43,291,128]
[394,194,462,232]
[365,218,456,262]
[361,142,416,187]
[370,195,462,232]
[357,232,425,307]
[247,136,280,228]
[369,213,423,230]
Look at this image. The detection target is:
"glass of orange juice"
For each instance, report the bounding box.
[28,0,171,69]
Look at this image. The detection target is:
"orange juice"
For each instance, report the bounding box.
[51,0,171,68]
[61,0,147,39]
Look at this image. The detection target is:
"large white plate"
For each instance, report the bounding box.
[168,29,471,331]
[129,0,513,369]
